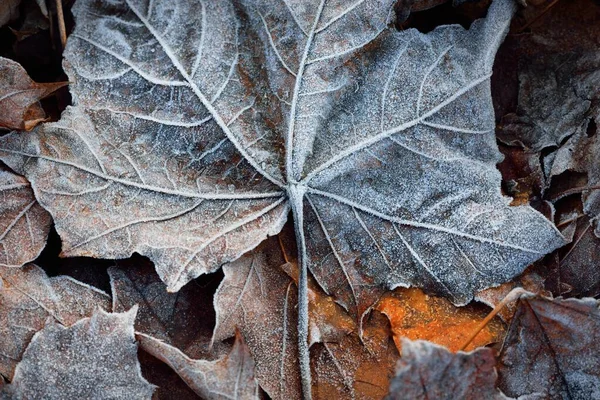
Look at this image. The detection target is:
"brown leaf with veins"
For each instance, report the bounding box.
[1,307,155,400]
[0,57,67,131]
[213,235,301,400]
[386,339,509,400]
[0,166,51,268]
[0,263,110,380]
[137,332,260,400]
[377,287,505,352]
[311,310,399,400]
[498,296,600,399]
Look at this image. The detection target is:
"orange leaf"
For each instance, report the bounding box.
[376,288,505,353]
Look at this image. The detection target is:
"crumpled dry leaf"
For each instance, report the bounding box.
[137,332,260,400]
[0,57,67,131]
[548,130,600,237]
[0,263,111,380]
[497,0,600,151]
[376,287,505,352]
[1,307,155,400]
[0,166,51,268]
[498,296,600,399]
[386,339,509,400]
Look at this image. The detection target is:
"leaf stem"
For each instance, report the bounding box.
[288,184,312,400]
[459,287,530,351]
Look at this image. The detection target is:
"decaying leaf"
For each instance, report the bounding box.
[0,57,67,131]
[549,130,600,237]
[497,0,600,151]
[0,166,51,268]
[137,332,260,400]
[376,287,505,352]
[0,263,110,379]
[0,0,20,28]
[0,0,565,395]
[1,307,155,400]
[498,296,600,399]
[386,339,508,400]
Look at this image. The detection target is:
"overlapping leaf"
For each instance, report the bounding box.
[0,57,67,131]
[1,307,155,399]
[0,263,110,379]
[386,339,509,400]
[498,296,600,399]
[0,166,51,268]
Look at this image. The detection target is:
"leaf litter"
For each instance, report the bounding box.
[0,0,599,398]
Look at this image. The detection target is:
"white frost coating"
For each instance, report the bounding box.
[0,0,562,313]
[0,0,566,396]
[0,168,51,268]
[1,307,155,400]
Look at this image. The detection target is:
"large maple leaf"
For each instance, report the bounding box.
[0,0,564,394]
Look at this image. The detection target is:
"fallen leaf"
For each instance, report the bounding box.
[548,129,600,237]
[497,0,600,151]
[0,0,565,395]
[0,57,67,131]
[386,339,508,400]
[0,263,111,379]
[0,166,51,268]
[109,259,225,360]
[498,296,600,399]
[311,310,398,400]
[137,332,260,400]
[1,307,155,399]
[213,236,301,399]
[377,287,505,352]
[137,349,201,400]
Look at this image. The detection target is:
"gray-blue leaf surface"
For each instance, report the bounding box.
[0,0,562,330]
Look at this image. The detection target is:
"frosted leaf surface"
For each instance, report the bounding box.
[213,237,301,400]
[0,0,562,305]
[0,167,51,268]
[386,339,510,400]
[0,264,110,379]
[498,296,600,400]
[137,332,260,400]
[0,57,67,131]
[1,307,155,400]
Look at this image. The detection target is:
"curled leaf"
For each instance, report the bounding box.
[0,57,67,131]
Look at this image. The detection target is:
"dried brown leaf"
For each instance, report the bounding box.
[377,287,505,352]
[0,57,67,131]
[137,332,260,400]
[0,166,51,268]
[498,296,600,399]
[386,339,509,400]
